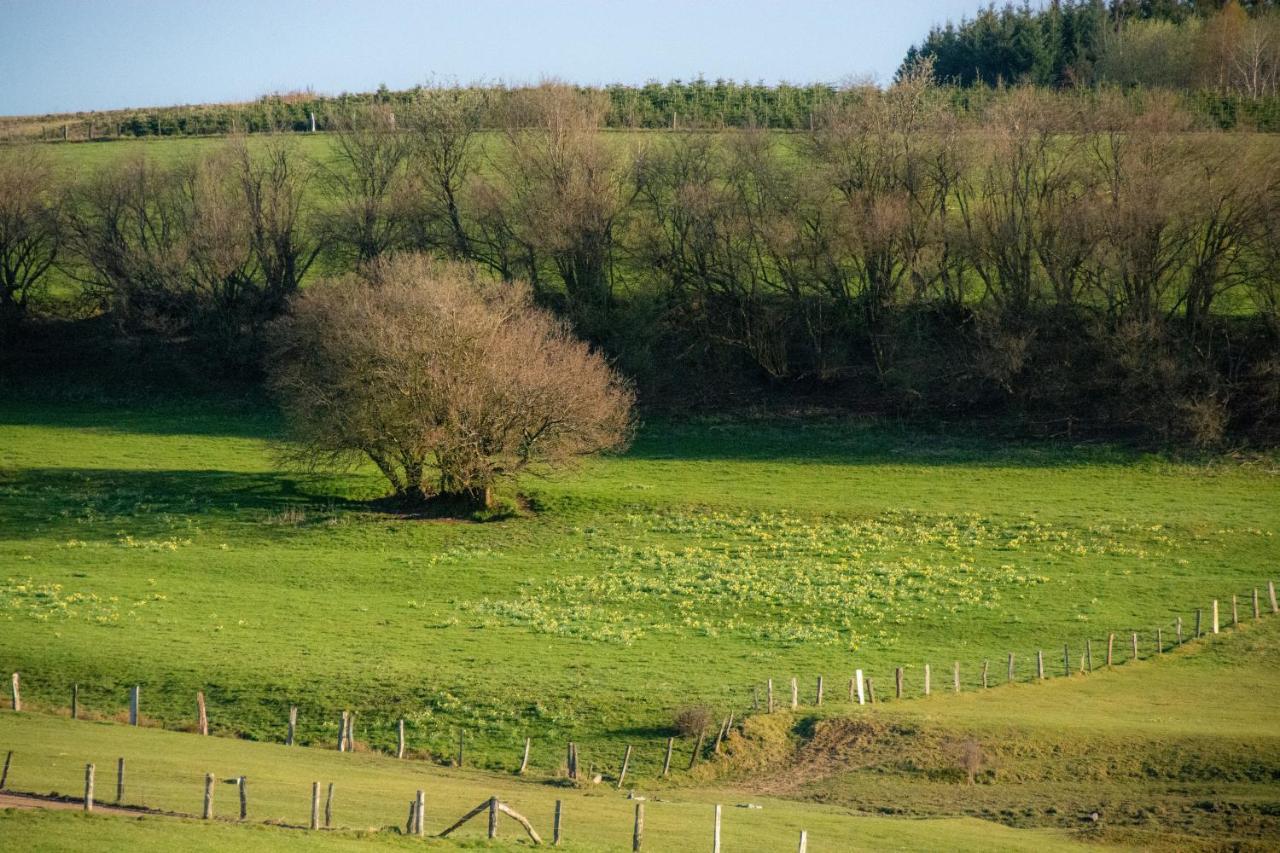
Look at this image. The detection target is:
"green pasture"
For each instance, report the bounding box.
[1,393,1276,782]
[0,711,1094,852]
[2,609,1276,849]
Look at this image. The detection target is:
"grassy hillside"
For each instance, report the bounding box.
[1,393,1276,780]
[0,712,1095,853]
[2,600,1276,850]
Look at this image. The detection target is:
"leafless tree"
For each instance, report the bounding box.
[403,88,484,260]
[0,145,64,332]
[267,254,634,510]
[476,84,632,329]
[317,105,414,264]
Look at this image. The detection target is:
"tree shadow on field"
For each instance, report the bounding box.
[0,396,282,442]
[624,418,1149,469]
[0,467,370,540]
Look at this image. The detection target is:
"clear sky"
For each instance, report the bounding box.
[0,0,987,116]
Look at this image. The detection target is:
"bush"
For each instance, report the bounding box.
[267,254,634,510]
[672,705,716,737]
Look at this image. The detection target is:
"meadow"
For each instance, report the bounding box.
[1,392,1276,778]
[2,590,1276,849]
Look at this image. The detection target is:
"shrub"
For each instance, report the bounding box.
[267,254,634,510]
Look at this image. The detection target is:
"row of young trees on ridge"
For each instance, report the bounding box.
[3,76,1279,443]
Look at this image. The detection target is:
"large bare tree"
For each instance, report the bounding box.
[267,254,634,510]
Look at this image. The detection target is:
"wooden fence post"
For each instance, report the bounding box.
[981,660,989,688]
[798,829,809,853]
[1106,634,1114,667]
[202,773,215,819]
[633,801,644,852]
[1,751,12,790]
[197,690,208,736]
[618,744,632,789]
[1176,617,1183,645]
[1086,638,1093,672]
[855,669,865,704]
[953,662,960,693]
[1036,651,1044,680]
[895,667,904,699]
[71,683,78,719]
[287,706,297,746]
[554,799,563,845]
[129,685,139,725]
[867,677,876,703]
[767,678,774,713]
[1254,588,1261,620]
[9,673,18,712]
[1269,580,1278,614]
[519,736,531,774]
[1232,595,1239,626]
[239,776,247,820]
[1212,600,1220,634]
[1156,628,1162,654]
[713,803,722,853]
[689,729,706,770]
[924,664,931,696]
[346,712,355,751]
[338,711,348,751]
[398,719,406,759]
[310,781,320,830]
[662,737,673,777]
[1195,608,1202,637]
[790,677,798,709]
[487,796,498,839]
[816,675,824,706]
[116,757,125,802]
[1130,632,1138,660]
[1007,653,1015,683]
[457,729,465,767]
[713,717,728,754]
[84,763,94,812]
[415,789,425,836]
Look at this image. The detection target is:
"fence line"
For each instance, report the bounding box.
[4,578,1276,786]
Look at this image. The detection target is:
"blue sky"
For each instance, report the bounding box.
[1,1,986,116]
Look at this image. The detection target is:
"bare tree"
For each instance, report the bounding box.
[0,145,63,331]
[318,105,414,264]
[268,254,634,510]
[66,141,318,363]
[476,84,632,329]
[403,88,484,260]
[66,152,195,337]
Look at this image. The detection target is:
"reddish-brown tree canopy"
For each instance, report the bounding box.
[267,254,634,508]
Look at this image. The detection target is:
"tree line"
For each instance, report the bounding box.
[3,76,1279,444]
[905,0,1280,96]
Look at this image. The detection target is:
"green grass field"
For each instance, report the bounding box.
[1,391,1277,779]
[0,711,1095,853]
[2,611,1276,850]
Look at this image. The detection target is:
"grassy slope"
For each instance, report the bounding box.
[2,604,1276,850]
[721,615,1280,849]
[0,712,1091,853]
[1,396,1276,780]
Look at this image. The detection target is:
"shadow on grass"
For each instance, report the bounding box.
[2,393,1174,471]
[0,467,376,539]
[624,417,1154,469]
